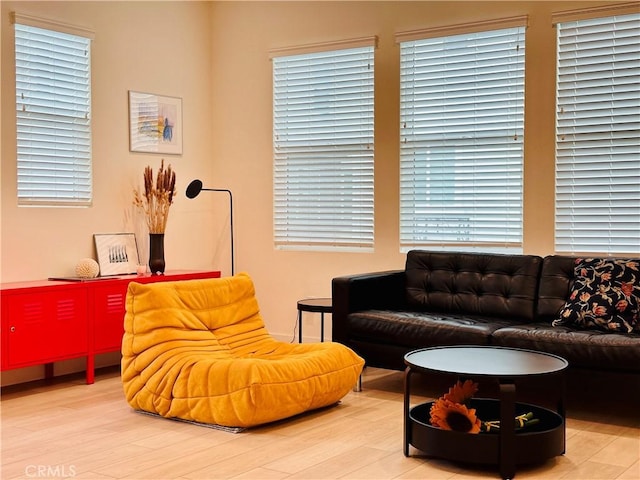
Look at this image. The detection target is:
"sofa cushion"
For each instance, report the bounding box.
[552,258,640,333]
[346,310,513,348]
[492,323,640,373]
[405,250,543,322]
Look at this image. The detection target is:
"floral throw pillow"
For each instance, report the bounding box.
[553,258,640,333]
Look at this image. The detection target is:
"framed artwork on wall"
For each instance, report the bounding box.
[94,233,140,276]
[129,91,183,154]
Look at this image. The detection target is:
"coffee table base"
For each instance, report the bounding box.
[408,399,564,470]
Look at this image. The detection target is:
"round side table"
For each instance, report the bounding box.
[297,297,332,343]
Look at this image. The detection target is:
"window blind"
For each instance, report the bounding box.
[399,25,525,252]
[272,44,374,250]
[14,20,92,206]
[555,13,640,255]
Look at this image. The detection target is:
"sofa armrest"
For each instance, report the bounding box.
[331,270,406,343]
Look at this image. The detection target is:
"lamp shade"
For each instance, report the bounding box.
[185,179,203,199]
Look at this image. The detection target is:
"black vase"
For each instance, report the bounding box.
[149,233,165,275]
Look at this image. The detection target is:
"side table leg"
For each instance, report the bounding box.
[403,367,413,457]
[298,310,302,343]
[499,381,516,480]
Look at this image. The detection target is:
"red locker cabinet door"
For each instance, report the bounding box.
[92,282,128,353]
[5,288,88,368]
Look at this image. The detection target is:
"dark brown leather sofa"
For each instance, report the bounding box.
[332,250,640,374]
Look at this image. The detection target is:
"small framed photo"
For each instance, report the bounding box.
[94,233,140,276]
[129,91,183,154]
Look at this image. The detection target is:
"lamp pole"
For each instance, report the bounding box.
[185,179,235,276]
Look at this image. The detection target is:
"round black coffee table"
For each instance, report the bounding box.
[404,346,568,480]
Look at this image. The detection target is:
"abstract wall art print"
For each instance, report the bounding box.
[129,91,183,154]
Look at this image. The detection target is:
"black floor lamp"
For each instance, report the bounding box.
[185,179,235,276]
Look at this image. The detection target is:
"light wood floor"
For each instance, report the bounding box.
[1,366,639,480]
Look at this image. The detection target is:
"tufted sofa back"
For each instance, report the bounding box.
[405,250,543,322]
[536,255,577,322]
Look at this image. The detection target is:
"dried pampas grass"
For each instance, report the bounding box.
[133,159,176,233]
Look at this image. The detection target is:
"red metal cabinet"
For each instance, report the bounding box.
[1,270,221,384]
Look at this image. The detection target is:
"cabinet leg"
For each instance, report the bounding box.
[44,363,54,381]
[86,355,95,384]
[499,381,516,480]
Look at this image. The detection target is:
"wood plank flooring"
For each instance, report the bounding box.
[1,366,638,479]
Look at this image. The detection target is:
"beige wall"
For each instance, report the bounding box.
[208,0,610,340]
[1,1,611,385]
[1,1,217,384]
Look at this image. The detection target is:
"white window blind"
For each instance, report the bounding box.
[555,12,640,255]
[272,43,374,250]
[399,25,525,252]
[14,17,92,206]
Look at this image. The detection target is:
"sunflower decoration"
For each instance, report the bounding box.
[429,379,539,434]
[443,378,478,404]
[430,380,482,433]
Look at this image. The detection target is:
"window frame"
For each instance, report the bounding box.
[397,18,527,254]
[270,37,376,252]
[12,12,94,207]
[553,9,640,255]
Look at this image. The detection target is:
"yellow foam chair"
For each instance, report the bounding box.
[121,273,364,428]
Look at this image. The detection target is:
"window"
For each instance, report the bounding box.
[271,39,375,251]
[398,20,526,252]
[13,13,93,206]
[554,11,640,255]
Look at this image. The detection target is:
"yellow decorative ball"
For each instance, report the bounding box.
[76,258,100,278]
